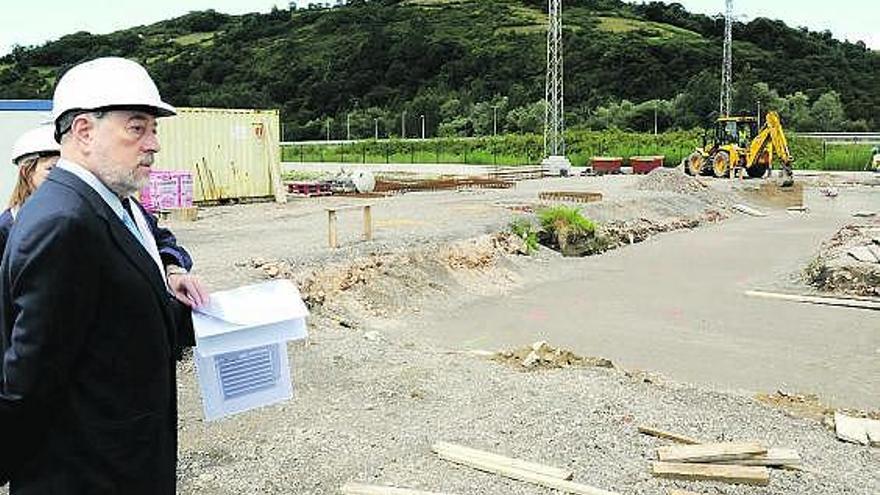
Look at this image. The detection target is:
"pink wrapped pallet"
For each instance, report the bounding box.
[139,170,194,212]
[178,172,194,208]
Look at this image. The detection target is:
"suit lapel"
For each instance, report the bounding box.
[48,169,170,306]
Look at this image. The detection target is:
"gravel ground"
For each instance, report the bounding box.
[170,172,876,494]
[176,315,880,494]
[4,173,878,494]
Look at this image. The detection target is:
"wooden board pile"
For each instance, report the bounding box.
[640,426,802,489]
[342,428,810,494]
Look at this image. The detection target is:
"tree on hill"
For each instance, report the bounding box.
[0,0,876,138]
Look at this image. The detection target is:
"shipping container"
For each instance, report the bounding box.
[0,100,53,206]
[155,108,286,204]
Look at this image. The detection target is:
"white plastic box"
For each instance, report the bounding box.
[192,280,309,421]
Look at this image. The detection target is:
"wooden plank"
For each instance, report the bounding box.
[363,205,373,241]
[341,483,457,495]
[732,204,767,217]
[745,290,880,311]
[432,442,573,480]
[433,447,618,495]
[328,209,338,248]
[668,490,704,495]
[651,462,770,486]
[658,442,766,463]
[637,426,702,445]
[713,448,801,467]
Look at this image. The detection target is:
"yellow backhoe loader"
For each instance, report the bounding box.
[686,111,794,186]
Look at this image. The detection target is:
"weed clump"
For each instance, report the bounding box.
[536,206,609,256]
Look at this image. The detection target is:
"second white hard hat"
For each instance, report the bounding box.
[10,124,60,165]
[52,57,176,132]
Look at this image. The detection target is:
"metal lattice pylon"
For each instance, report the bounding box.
[719,0,733,117]
[544,0,564,157]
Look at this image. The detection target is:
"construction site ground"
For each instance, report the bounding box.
[126,170,880,493]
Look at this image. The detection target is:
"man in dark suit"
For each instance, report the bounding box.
[0,57,204,494]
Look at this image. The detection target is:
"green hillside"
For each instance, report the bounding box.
[1,0,877,139]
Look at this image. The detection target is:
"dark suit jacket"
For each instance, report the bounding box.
[0,209,12,257]
[0,168,182,494]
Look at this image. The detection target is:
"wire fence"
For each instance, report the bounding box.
[280,137,875,171]
[281,140,695,168]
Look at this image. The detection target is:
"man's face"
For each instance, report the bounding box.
[90,110,160,197]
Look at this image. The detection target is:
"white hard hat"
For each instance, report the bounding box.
[10,124,60,165]
[52,57,175,135]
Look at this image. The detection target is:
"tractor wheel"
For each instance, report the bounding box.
[712,151,731,178]
[686,152,706,176]
[746,164,769,178]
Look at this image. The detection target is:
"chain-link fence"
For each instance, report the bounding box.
[280,135,875,171]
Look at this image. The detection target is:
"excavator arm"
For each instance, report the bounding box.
[747,111,794,186]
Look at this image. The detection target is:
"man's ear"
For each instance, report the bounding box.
[69,114,96,146]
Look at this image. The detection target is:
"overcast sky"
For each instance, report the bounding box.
[0,0,876,57]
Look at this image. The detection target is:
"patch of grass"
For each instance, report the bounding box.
[539,206,596,237]
[596,16,700,39]
[172,32,215,46]
[280,132,870,172]
[538,206,598,255]
[509,218,539,255]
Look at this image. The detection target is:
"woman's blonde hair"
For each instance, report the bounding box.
[8,154,40,209]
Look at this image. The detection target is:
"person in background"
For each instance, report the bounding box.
[0,125,60,251]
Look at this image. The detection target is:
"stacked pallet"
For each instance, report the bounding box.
[538,191,603,203]
[287,181,331,197]
[488,166,547,181]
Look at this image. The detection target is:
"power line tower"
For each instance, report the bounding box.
[542,0,571,176]
[719,0,733,117]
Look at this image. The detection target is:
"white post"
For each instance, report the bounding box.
[757,100,762,128]
[401,111,406,139]
[374,118,378,140]
[346,114,351,140]
[325,119,330,141]
[420,114,425,139]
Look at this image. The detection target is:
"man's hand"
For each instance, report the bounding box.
[167,273,209,308]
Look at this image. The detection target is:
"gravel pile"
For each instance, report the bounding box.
[633,168,712,195]
[803,223,880,296]
[491,340,614,370]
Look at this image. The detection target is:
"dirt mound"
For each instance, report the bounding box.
[491,341,613,371]
[804,224,880,296]
[250,233,525,318]
[633,167,712,194]
[600,208,728,247]
[756,390,880,424]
